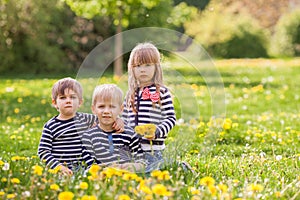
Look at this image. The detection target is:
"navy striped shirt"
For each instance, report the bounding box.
[82,125,145,168]
[38,112,97,169]
[122,85,176,151]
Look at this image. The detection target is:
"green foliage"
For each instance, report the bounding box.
[185,3,270,58]
[0,0,75,74]
[270,9,300,57]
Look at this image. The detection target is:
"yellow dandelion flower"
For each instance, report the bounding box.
[217,184,228,193]
[247,183,264,192]
[144,195,153,200]
[14,108,20,114]
[273,191,281,198]
[139,183,152,195]
[208,185,217,196]
[6,193,16,199]
[81,195,97,200]
[58,191,74,200]
[41,99,47,104]
[11,178,20,184]
[152,184,172,196]
[223,118,232,130]
[89,164,101,175]
[17,97,23,103]
[189,187,201,195]
[200,176,215,186]
[1,178,7,182]
[79,182,88,190]
[32,165,43,176]
[117,194,130,200]
[0,160,4,166]
[0,191,5,196]
[50,183,60,191]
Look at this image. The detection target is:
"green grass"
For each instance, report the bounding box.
[0,58,300,199]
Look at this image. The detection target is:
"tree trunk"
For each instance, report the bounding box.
[113,9,123,77]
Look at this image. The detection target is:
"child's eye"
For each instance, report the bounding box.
[59,96,66,99]
[71,96,77,99]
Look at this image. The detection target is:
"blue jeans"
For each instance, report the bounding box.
[144,150,164,173]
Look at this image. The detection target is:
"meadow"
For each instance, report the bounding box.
[0,58,300,199]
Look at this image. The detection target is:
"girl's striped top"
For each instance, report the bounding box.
[122,85,176,151]
[82,125,145,168]
[38,112,97,169]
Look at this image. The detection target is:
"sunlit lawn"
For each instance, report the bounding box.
[0,58,300,199]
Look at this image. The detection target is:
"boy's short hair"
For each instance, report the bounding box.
[52,77,83,101]
[92,84,123,106]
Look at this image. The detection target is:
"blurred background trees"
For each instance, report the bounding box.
[0,0,299,75]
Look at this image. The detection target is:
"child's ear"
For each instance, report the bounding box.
[79,99,84,107]
[120,104,124,112]
[52,99,58,110]
[91,105,96,114]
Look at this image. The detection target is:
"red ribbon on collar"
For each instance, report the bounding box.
[142,88,160,103]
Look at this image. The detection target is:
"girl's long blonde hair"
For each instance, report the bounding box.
[126,42,164,112]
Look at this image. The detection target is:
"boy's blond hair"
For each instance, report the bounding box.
[52,77,83,101]
[92,84,123,106]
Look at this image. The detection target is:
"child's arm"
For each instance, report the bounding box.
[38,128,62,169]
[81,132,97,168]
[113,117,124,133]
[154,89,176,139]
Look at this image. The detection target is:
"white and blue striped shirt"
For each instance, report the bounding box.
[122,85,176,151]
[82,125,145,168]
[38,112,97,169]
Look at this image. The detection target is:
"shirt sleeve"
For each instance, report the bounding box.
[81,132,96,168]
[155,88,176,139]
[37,126,61,169]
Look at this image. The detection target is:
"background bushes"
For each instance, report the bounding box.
[269,9,300,57]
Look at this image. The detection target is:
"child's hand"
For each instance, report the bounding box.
[113,117,124,133]
[59,165,73,176]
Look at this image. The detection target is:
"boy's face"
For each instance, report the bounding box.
[92,97,123,131]
[52,89,82,120]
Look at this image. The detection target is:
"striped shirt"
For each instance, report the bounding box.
[82,125,145,168]
[38,112,97,169]
[122,85,176,151]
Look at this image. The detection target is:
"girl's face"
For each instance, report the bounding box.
[133,63,156,87]
[52,89,82,120]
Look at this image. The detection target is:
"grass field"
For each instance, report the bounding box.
[0,58,300,199]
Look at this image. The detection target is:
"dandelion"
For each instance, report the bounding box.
[223,118,232,130]
[0,191,5,196]
[79,182,88,190]
[6,193,16,199]
[135,124,156,154]
[117,194,130,200]
[189,187,201,195]
[247,183,264,193]
[50,184,60,191]
[275,191,281,198]
[14,108,20,114]
[89,164,101,176]
[152,184,172,196]
[0,160,4,166]
[32,165,43,176]
[151,170,170,181]
[1,178,7,182]
[58,191,74,200]
[48,165,61,174]
[200,176,215,186]
[208,185,217,196]
[217,183,228,193]
[81,195,97,200]
[11,178,20,184]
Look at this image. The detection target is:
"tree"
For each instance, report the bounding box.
[64,0,167,77]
